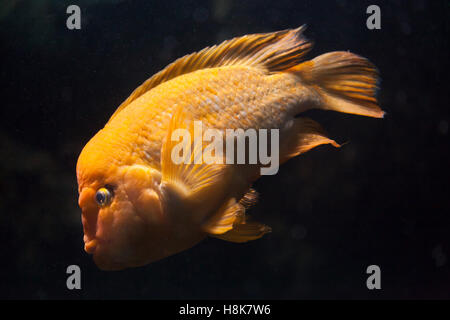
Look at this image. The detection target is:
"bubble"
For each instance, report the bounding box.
[291,225,307,240]
[212,0,232,22]
[61,87,72,102]
[395,91,407,105]
[396,46,406,56]
[159,35,178,60]
[432,245,447,267]
[193,7,209,23]
[412,0,425,11]
[438,120,448,135]
[342,144,357,164]
[400,21,411,35]
[163,35,178,50]
[244,278,261,295]
[216,29,232,42]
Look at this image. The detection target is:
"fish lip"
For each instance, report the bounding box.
[79,187,100,252]
[82,214,98,242]
[84,238,98,254]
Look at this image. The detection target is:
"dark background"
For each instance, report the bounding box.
[0,0,448,299]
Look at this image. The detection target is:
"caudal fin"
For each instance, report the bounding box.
[291,51,384,118]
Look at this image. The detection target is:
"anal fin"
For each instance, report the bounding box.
[203,193,270,243]
[212,221,272,243]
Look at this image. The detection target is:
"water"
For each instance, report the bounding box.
[0,0,448,299]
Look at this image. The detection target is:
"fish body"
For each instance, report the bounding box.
[76,27,383,270]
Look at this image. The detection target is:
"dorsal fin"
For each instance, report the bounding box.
[108,26,312,121]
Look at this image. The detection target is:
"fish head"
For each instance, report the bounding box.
[76,136,198,270]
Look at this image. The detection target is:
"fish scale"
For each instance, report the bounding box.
[104,65,302,169]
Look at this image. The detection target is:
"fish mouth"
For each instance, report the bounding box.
[81,211,98,254]
[79,187,100,254]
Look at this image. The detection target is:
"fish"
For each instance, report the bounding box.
[76,26,383,270]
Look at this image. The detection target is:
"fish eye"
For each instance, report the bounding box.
[95,187,113,207]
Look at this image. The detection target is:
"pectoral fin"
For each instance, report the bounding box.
[161,107,229,214]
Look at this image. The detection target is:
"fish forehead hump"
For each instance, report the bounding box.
[77,128,134,187]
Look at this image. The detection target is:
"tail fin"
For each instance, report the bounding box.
[291,51,384,118]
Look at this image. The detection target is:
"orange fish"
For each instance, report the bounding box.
[76,26,383,270]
